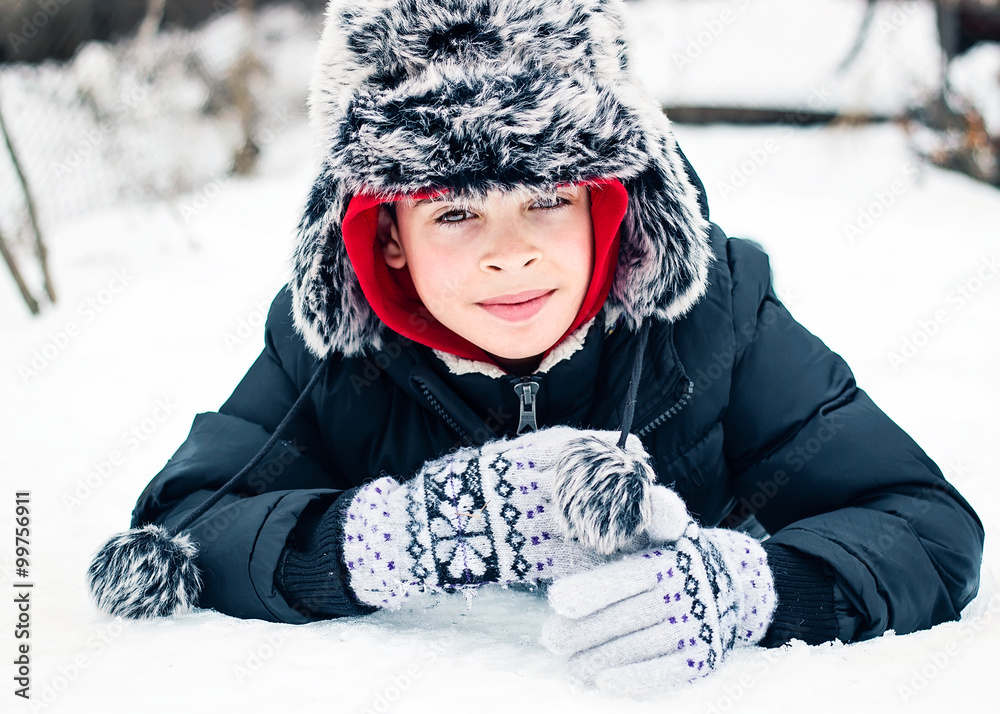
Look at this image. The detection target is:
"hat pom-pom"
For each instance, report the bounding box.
[87,524,202,619]
[552,434,659,555]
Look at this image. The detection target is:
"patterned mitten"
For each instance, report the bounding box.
[341,426,691,609]
[541,523,775,695]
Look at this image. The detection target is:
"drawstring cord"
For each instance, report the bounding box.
[173,360,329,532]
[617,320,650,449]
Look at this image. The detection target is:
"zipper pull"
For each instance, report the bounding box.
[513,377,541,435]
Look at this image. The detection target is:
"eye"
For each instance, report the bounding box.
[436,208,474,224]
[532,195,570,210]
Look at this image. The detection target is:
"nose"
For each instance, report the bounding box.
[479,222,543,273]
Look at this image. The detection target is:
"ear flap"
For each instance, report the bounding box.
[290,173,386,359]
[610,128,713,328]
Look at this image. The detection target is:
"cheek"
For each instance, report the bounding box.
[556,225,595,288]
[407,243,471,307]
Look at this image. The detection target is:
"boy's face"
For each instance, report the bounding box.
[378,185,595,366]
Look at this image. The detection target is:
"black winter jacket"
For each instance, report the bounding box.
[131,223,984,644]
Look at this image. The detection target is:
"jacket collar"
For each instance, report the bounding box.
[376,309,689,445]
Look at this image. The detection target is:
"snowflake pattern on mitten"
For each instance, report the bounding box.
[418,449,504,586]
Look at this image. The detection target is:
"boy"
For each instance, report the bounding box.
[88,0,983,694]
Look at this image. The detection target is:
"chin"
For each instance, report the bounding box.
[484,334,561,361]
[466,308,576,359]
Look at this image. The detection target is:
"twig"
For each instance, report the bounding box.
[837,0,878,75]
[0,225,40,315]
[0,77,55,303]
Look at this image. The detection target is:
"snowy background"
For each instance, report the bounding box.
[1,1,998,712]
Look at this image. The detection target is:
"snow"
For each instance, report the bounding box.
[2,116,997,714]
[2,1,999,711]
[629,0,944,115]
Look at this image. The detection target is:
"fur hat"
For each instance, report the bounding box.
[291,0,713,359]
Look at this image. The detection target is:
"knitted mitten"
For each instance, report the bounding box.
[541,523,775,694]
[340,426,690,609]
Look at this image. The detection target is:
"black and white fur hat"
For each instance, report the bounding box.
[291,0,712,359]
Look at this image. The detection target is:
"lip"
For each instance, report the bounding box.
[477,289,555,322]
[478,289,554,306]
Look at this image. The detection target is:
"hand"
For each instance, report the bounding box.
[341,426,690,609]
[541,524,775,695]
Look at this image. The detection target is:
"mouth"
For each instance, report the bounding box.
[477,289,555,322]
[478,289,554,306]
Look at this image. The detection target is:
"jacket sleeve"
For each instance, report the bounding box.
[720,238,984,643]
[130,287,366,623]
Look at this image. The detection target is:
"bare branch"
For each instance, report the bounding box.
[0,77,54,305]
[0,226,40,316]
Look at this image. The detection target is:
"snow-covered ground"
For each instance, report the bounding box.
[1,116,997,713]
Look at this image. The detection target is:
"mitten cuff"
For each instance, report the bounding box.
[759,542,839,647]
[276,487,377,618]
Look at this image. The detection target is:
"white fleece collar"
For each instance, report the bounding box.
[432,317,597,378]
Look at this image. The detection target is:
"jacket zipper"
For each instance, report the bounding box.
[513,376,541,435]
[413,379,473,445]
[637,378,694,437]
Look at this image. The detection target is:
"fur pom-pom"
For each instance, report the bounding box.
[552,435,658,555]
[87,524,202,619]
